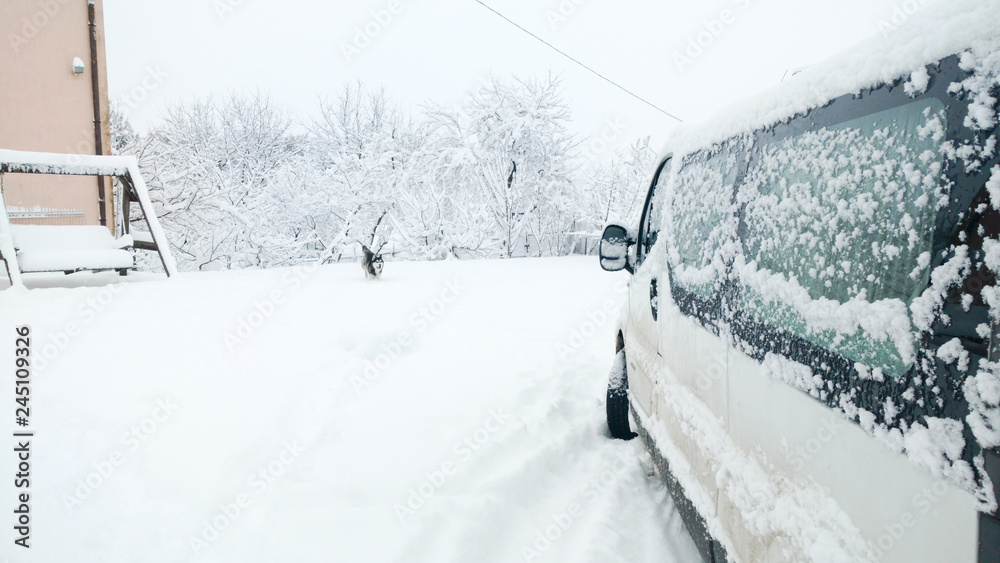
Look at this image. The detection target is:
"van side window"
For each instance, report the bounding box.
[668,151,739,297]
[637,158,671,265]
[738,98,947,378]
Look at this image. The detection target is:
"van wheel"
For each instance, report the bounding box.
[607,349,636,440]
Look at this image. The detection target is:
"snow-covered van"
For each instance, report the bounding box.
[599,3,1000,562]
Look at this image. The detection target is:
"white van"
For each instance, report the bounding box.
[599,3,1000,561]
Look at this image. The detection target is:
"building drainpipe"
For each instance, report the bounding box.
[88,0,107,227]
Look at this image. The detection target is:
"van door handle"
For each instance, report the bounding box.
[650,278,659,321]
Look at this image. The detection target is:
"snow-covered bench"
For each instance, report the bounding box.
[8,225,134,274]
[0,149,178,287]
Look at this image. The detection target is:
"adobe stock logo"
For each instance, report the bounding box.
[189,440,306,555]
[351,279,466,395]
[555,279,627,360]
[877,0,924,37]
[62,398,179,513]
[394,408,510,524]
[672,0,752,72]
[544,0,589,31]
[341,1,404,64]
[213,0,251,22]
[7,0,73,55]
[117,65,169,119]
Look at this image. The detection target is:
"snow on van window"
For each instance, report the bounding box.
[904,66,931,97]
[969,173,1000,455]
[952,41,1000,132]
[903,417,978,491]
[736,99,950,380]
[761,353,826,400]
[946,41,1000,173]
[960,41,1000,469]
[667,150,739,297]
[966,360,1000,448]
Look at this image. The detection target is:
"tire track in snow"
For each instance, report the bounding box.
[393,355,702,563]
[392,366,597,561]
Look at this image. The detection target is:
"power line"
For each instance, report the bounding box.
[470,0,683,123]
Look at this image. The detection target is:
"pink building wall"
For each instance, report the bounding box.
[0,0,113,230]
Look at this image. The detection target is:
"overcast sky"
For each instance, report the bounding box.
[103,0,944,154]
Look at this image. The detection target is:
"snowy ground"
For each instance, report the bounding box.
[1,257,700,563]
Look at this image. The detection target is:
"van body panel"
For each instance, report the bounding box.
[657,296,729,428]
[727,349,980,562]
[626,263,660,418]
[625,337,656,418]
[654,293,729,516]
[648,383,722,528]
[652,303,727,514]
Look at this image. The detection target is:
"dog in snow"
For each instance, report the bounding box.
[361,245,384,280]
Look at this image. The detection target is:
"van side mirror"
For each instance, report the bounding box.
[600,223,635,274]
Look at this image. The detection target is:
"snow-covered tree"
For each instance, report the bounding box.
[579,137,656,241]
[425,75,576,258]
[137,92,295,271]
[109,103,139,155]
[308,84,419,259]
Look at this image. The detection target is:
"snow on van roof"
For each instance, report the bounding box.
[661,0,1000,159]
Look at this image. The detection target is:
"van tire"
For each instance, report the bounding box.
[607,349,636,440]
